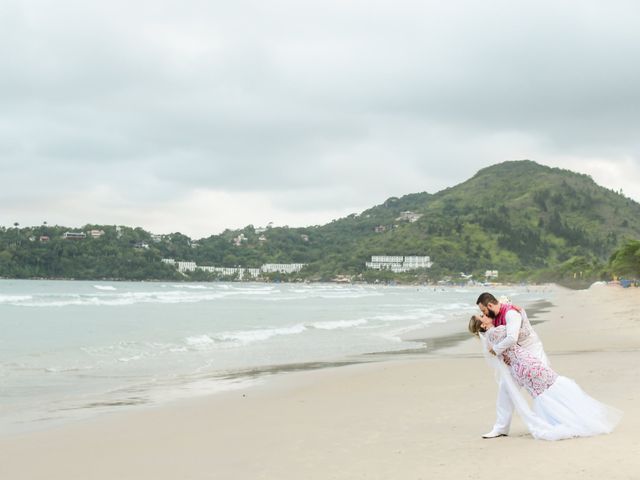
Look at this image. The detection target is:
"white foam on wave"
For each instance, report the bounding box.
[4,283,387,308]
[185,335,215,347]
[371,312,421,322]
[310,318,368,330]
[117,354,144,363]
[10,290,232,307]
[261,291,382,302]
[224,289,278,297]
[0,294,34,304]
[372,309,449,323]
[438,302,475,311]
[206,284,280,297]
[44,365,95,373]
[236,285,278,292]
[290,285,371,294]
[214,324,307,345]
[316,292,383,299]
[169,346,189,353]
[81,340,183,364]
[370,306,442,322]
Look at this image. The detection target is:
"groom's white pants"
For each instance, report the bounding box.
[494,379,515,432]
[493,341,549,434]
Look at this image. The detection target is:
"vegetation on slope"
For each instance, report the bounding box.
[1,161,639,283]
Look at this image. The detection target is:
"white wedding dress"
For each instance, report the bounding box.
[481,326,622,440]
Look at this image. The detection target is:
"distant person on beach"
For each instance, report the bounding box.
[468,314,621,440]
[475,292,548,438]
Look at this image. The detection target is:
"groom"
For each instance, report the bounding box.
[476,292,549,439]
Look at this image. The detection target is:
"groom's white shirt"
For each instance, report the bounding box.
[490,307,549,434]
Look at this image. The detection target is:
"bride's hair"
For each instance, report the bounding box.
[468,315,484,336]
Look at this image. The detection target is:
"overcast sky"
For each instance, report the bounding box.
[2,0,640,238]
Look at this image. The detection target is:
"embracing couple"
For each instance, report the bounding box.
[468,292,622,441]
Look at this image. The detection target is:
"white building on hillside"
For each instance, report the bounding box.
[246,268,261,277]
[371,255,404,263]
[403,256,433,269]
[261,263,306,274]
[366,255,432,273]
[485,270,499,279]
[162,259,304,278]
[198,266,262,279]
[176,261,197,272]
[396,211,423,223]
[232,234,247,246]
[63,231,86,240]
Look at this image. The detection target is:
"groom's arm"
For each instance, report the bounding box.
[492,311,522,356]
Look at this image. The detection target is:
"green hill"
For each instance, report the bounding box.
[2,160,639,283]
[350,160,640,279]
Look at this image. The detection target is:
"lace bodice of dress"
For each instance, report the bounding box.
[487,326,557,398]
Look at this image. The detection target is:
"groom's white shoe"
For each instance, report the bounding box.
[481,428,508,439]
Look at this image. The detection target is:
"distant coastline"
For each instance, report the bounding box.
[2,162,639,286]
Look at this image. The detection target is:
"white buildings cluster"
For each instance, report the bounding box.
[232,233,248,246]
[395,211,423,223]
[365,255,433,273]
[485,270,499,279]
[261,263,306,274]
[62,231,87,240]
[162,259,306,278]
[199,266,261,279]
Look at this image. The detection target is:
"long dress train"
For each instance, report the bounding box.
[481,326,622,440]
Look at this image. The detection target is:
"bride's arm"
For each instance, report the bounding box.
[484,329,510,365]
[491,311,522,357]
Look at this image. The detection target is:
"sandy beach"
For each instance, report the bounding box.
[1,284,638,480]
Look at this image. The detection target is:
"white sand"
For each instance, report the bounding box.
[1,284,638,479]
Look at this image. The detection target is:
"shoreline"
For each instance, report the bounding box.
[390,298,555,356]
[0,290,556,438]
[1,284,638,479]
[0,275,567,288]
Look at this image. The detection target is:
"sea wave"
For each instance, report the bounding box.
[2,290,232,307]
[0,284,385,307]
[117,355,144,363]
[81,340,183,362]
[309,318,368,330]
[437,302,476,311]
[0,294,35,304]
[213,324,308,345]
[260,291,383,302]
[44,366,95,373]
[369,306,447,322]
[185,335,215,347]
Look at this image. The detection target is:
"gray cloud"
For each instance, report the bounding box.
[1,0,640,236]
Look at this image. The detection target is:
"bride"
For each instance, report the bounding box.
[468,314,622,440]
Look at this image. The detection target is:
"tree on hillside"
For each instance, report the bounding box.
[609,239,640,277]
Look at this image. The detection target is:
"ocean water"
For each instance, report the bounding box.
[0,279,553,434]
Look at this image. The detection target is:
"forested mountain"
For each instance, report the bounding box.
[2,160,639,283]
